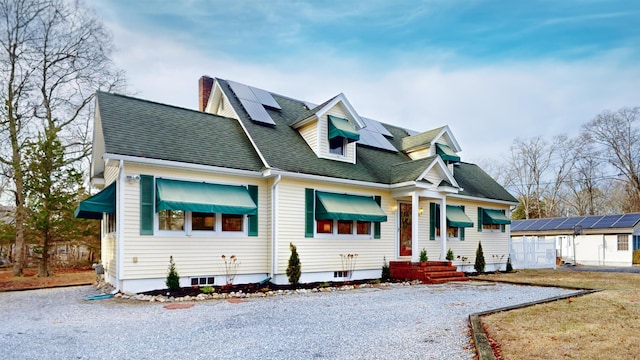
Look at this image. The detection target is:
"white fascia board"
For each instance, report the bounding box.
[266,169,388,189]
[417,157,460,189]
[290,114,318,129]
[448,193,519,206]
[432,125,462,153]
[317,93,365,129]
[102,153,264,178]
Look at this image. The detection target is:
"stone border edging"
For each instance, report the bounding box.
[468,280,601,360]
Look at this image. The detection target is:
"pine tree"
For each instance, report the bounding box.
[286,243,301,285]
[166,256,180,291]
[506,255,513,272]
[474,242,486,273]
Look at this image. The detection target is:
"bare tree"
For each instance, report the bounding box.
[0,0,125,276]
[582,107,640,212]
[0,0,46,276]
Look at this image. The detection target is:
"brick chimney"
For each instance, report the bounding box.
[198,75,214,112]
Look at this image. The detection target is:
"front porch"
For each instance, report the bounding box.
[389,261,469,284]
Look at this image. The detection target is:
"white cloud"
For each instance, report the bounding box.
[106,19,640,165]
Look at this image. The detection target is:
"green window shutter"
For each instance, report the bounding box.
[501,209,506,233]
[460,206,466,240]
[247,185,258,236]
[374,196,382,239]
[305,188,314,238]
[477,207,483,232]
[429,202,436,240]
[139,175,154,235]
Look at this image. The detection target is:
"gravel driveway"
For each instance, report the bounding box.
[0,282,579,360]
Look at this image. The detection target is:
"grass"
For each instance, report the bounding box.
[477,269,640,359]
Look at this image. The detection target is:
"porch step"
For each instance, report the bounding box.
[389,261,469,284]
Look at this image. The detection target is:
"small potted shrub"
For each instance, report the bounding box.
[446,249,454,261]
[419,248,428,266]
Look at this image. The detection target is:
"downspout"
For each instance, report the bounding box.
[115,160,125,293]
[602,234,606,266]
[440,197,448,262]
[270,175,281,280]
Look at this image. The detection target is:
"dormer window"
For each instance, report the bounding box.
[329,137,346,155]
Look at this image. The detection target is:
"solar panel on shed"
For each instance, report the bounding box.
[556,216,583,230]
[591,215,623,229]
[538,217,567,230]
[576,215,603,229]
[510,220,525,231]
[612,213,640,228]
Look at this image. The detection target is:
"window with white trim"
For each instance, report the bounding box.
[157,210,246,235]
[618,234,629,251]
[316,219,373,238]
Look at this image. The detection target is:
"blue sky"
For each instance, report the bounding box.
[93,0,640,163]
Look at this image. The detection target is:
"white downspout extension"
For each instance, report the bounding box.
[270,175,281,280]
[411,192,420,263]
[440,197,447,261]
[115,160,125,293]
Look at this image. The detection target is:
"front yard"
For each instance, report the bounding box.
[478,269,640,359]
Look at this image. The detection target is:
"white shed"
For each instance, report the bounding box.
[511,213,640,267]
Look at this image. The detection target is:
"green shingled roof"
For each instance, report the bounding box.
[401,127,444,152]
[94,82,517,204]
[96,92,264,172]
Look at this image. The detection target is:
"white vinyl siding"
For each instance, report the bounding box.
[298,121,319,156]
[407,148,431,160]
[216,94,238,119]
[276,178,394,274]
[119,164,268,280]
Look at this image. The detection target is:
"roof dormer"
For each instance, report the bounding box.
[401,125,461,165]
[291,93,363,164]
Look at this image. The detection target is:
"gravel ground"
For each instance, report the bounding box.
[0,282,580,360]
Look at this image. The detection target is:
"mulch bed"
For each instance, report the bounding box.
[142,279,380,298]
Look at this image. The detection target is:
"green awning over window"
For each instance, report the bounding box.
[74,182,116,220]
[482,209,511,225]
[436,143,460,163]
[328,115,360,142]
[156,178,257,215]
[315,191,387,222]
[446,205,474,228]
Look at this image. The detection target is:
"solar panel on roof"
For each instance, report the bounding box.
[250,87,281,109]
[510,220,525,231]
[227,80,277,125]
[556,217,583,230]
[539,218,567,230]
[612,213,640,228]
[576,215,603,229]
[357,128,398,152]
[362,117,393,137]
[521,218,545,231]
[591,215,622,229]
[241,99,276,125]
[228,81,258,101]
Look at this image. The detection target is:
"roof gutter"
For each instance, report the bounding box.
[103,153,264,178]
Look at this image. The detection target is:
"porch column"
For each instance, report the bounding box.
[411,192,420,263]
[440,197,447,260]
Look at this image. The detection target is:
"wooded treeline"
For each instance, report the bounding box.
[0,0,124,276]
[491,107,640,220]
